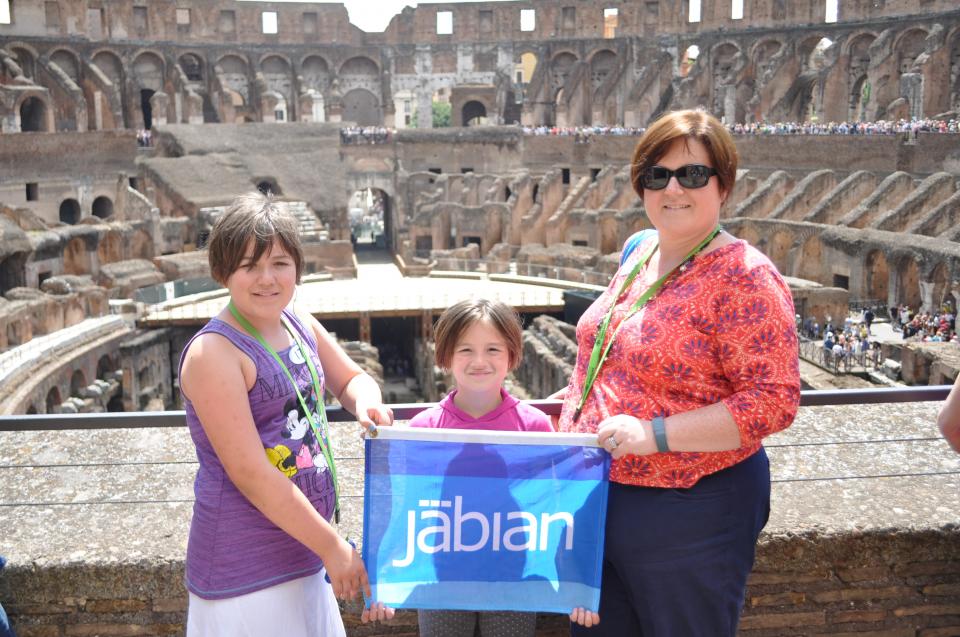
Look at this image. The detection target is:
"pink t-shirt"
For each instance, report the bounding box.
[408,388,553,432]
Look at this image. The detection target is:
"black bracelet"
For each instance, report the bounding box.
[652,415,670,453]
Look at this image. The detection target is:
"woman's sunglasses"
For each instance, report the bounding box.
[641,164,717,190]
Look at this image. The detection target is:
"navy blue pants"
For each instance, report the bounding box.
[572,449,770,637]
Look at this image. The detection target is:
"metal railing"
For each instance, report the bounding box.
[799,338,885,375]
[0,386,952,432]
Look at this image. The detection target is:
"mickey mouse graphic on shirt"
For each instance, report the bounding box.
[280,394,329,474]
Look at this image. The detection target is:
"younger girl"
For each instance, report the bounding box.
[408,298,553,637]
[179,192,393,636]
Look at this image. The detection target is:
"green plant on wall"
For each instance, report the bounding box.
[412,101,452,128]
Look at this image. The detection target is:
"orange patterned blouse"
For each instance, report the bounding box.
[557,236,800,488]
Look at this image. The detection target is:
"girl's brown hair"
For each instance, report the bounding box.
[206,192,304,285]
[630,109,739,200]
[434,299,524,370]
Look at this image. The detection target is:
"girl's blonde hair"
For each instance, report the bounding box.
[434,299,524,370]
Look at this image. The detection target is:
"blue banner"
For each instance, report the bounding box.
[362,428,610,613]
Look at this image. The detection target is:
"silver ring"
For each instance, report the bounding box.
[607,437,619,450]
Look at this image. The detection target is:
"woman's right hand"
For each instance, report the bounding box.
[547,387,568,429]
[570,607,600,627]
[323,537,370,601]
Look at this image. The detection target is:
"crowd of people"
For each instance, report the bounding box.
[727,117,960,136]
[517,117,959,140]
[894,303,958,342]
[339,126,393,145]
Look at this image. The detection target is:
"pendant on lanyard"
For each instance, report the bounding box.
[228,302,342,524]
[573,225,721,423]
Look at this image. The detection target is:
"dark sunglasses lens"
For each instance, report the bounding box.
[677,165,710,188]
[643,166,670,190]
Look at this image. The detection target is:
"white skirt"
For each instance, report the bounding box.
[186,569,345,637]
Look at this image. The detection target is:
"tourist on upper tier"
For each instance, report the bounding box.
[408,298,553,637]
[938,375,960,454]
[178,192,393,636]
[553,109,801,635]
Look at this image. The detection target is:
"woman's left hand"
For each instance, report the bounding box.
[597,415,655,458]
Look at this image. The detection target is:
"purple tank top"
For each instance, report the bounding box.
[180,309,335,599]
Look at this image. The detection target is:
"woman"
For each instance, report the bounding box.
[938,374,960,453]
[558,110,801,635]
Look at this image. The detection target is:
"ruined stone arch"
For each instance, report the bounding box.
[261,55,293,103]
[342,88,381,126]
[864,249,889,304]
[710,42,741,121]
[130,229,153,259]
[45,386,62,413]
[893,27,928,74]
[91,49,124,84]
[948,27,960,111]
[59,199,81,225]
[339,55,379,76]
[796,234,823,283]
[750,38,784,65]
[588,49,617,92]
[462,100,487,126]
[930,261,950,312]
[845,33,876,121]
[549,51,578,86]
[15,91,51,132]
[301,54,331,93]
[97,229,123,264]
[178,52,204,82]
[92,195,113,219]
[216,53,251,106]
[895,254,922,310]
[63,236,92,274]
[96,354,117,379]
[132,50,165,91]
[50,48,81,82]
[70,369,87,397]
[768,230,793,275]
[737,225,761,250]
[8,44,37,79]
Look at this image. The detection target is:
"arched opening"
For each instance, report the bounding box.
[256,180,281,195]
[59,199,81,225]
[70,370,87,397]
[517,52,538,85]
[302,56,331,93]
[63,236,91,275]
[96,355,116,379]
[896,29,927,75]
[462,100,487,126]
[342,88,381,126]
[951,35,960,112]
[19,96,46,132]
[26,404,38,415]
[681,45,700,78]
[10,47,35,80]
[179,53,203,82]
[897,256,922,311]
[768,231,792,275]
[797,235,823,283]
[92,196,113,219]
[864,250,889,305]
[45,386,62,413]
[140,89,155,129]
[50,50,80,82]
[931,262,950,312]
[348,187,392,256]
[590,49,617,91]
[849,75,869,122]
[98,231,122,264]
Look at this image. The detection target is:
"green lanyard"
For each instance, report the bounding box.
[574,225,721,422]
[228,302,341,524]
